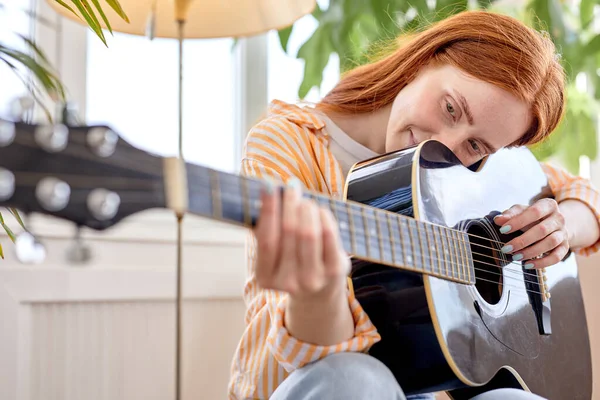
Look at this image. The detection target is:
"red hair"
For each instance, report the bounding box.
[317,11,565,146]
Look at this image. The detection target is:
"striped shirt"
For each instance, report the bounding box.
[228,100,600,399]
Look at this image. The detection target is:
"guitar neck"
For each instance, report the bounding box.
[165,158,475,285]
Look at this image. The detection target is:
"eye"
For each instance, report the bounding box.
[446,101,456,117]
[469,139,482,154]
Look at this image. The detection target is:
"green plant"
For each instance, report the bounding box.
[278,0,600,173]
[0,0,129,257]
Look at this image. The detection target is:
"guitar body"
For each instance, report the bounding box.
[345,140,592,399]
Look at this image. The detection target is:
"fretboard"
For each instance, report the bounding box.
[184,163,475,285]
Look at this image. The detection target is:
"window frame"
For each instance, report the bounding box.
[24,2,269,243]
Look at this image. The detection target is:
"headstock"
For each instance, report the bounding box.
[0,115,167,231]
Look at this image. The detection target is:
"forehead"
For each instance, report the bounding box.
[440,65,532,147]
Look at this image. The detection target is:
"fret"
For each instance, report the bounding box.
[185,164,213,217]
[348,203,367,258]
[363,207,381,262]
[450,229,463,280]
[426,224,441,276]
[422,223,437,275]
[342,203,358,255]
[408,219,426,272]
[417,222,435,274]
[434,225,449,278]
[463,235,474,283]
[457,231,470,281]
[376,211,394,264]
[440,226,455,279]
[398,217,414,266]
[217,171,247,224]
[385,212,399,265]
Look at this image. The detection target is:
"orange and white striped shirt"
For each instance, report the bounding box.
[228,100,600,400]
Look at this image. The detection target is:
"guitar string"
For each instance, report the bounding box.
[10,134,538,252]
[10,169,547,282]
[201,176,547,278]
[10,167,549,282]
[10,180,549,297]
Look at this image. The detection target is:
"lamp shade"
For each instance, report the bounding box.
[47,0,316,39]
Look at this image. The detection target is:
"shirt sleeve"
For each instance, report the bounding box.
[240,118,381,373]
[541,162,600,256]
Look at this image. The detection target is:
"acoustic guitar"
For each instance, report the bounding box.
[0,117,592,399]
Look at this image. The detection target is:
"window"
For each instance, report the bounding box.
[267,0,339,104]
[86,33,237,173]
[0,0,33,116]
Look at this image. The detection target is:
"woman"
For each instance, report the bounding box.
[228,10,600,400]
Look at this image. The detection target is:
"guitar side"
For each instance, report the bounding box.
[344,141,592,399]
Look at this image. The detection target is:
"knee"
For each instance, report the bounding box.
[272,352,406,400]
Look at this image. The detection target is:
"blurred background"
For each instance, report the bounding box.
[1,0,600,399]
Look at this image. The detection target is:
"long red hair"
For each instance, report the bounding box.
[317,11,565,146]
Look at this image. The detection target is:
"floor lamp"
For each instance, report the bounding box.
[44,0,316,398]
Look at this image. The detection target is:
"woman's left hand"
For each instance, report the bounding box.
[493,198,571,269]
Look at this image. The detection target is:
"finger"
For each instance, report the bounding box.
[276,178,303,294]
[502,213,563,254]
[320,208,350,278]
[493,204,526,226]
[297,200,325,293]
[509,230,566,262]
[497,199,557,235]
[522,243,569,270]
[255,180,281,288]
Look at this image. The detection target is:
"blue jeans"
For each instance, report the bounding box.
[270,353,547,400]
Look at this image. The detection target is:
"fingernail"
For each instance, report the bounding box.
[524,263,535,269]
[512,253,523,261]
[500,225,511,234]
[286,177,302,190]
[263,180,275,195]
[493,214,502,223]
[501,244,513,253]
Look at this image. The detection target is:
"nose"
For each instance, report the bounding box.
[428,129,465,153]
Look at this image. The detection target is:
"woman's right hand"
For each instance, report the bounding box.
[253,178,351,302]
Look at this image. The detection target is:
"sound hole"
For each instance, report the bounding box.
[468,224,503,305]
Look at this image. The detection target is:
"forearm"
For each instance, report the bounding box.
[559,199,600,250]
[284,280,355,346]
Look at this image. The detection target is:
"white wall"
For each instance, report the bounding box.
[0,211,248,400]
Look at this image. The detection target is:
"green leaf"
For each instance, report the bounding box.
[105,0,130,23]
[297,25,333,98]
[278,25,294,53]
[68,0,107,46]
[54,0,79,19]
[583,34,600,56]
[8,208,26,232]
[580,0,594,29]
[0,243,3,259]
[90,0,113,33]
[0,212,16,243]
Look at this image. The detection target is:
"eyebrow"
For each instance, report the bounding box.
[456,91,474,125]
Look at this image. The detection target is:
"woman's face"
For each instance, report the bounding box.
[385,63,532,167]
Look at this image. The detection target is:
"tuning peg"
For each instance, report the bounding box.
[9,96,34,121]
[65,227,92,265]
[0,168,15,201]
[14,231,46,264]
[0,119,15,147]
[87,127,118,157]
[35,124,69,152]
[58,102,81,126]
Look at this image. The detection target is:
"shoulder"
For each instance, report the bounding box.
[243,100,329,162]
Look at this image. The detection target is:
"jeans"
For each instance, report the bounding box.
[270,353,547,400]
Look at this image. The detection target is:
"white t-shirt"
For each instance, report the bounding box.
[315,111,379,177]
